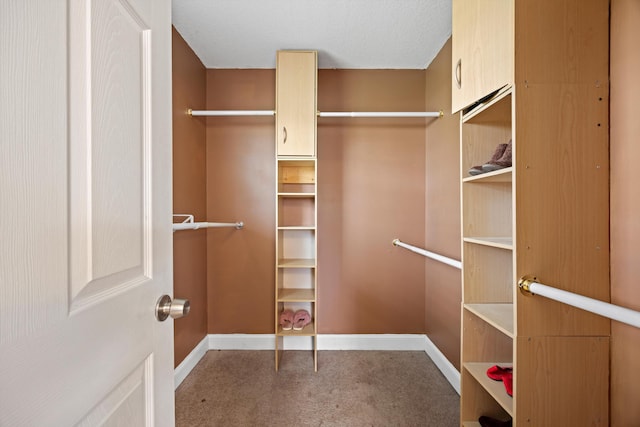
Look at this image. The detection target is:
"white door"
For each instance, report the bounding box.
[0,0,175,426]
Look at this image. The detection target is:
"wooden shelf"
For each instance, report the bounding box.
[462,86,513,123]
[277,226,316,231]
[463,167,512,183]
[463,237,513,250]
[277,321,315,336]
[465,362,513,417]
[462,423,481,427]
[278,192,315,198]
[277,288,315,302]
[464,304,514,338]
[277,258,316,268]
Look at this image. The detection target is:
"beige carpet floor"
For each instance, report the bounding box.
[175,350,460,426]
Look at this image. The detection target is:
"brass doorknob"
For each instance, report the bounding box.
[155,295,190,321]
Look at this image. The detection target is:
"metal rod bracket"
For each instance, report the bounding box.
[518,275,538,296]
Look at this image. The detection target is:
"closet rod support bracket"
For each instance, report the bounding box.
[518,275,537,296]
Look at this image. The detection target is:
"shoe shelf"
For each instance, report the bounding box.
[464,362,513,417]
[277,288,315,302]
[462,86,512,124]
[462,167,512,183]
[277,258,316,268]
[277,321,316,336]
[461,77,514,421]
[463,237,513,250]
[275,157,318,371]
[464,304,514,338]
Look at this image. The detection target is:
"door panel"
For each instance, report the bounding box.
[0,0,174,425]
[70,0,152,308]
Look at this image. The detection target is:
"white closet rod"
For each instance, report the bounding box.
[519,276,640,329]
[188,109,275,116]
[173,222,244,231]
[172,214,243,231]
[392,239,462,270]
[318,111,443,118]
[188,109,443,118]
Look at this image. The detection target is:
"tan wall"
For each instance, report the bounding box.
[171,28,208,366]
[610,0,640,424]
[205,70,276,333]
[317,70,426,333]
[204,69,427,334]
[424,39,462,369]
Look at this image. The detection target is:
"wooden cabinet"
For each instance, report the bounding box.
[275,159,317,371]
[451,0,513,114]
[458,1,610,425]
[276,50,317,156]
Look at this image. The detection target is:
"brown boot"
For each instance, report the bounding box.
[468,143,507,175]
[482,139,512,172]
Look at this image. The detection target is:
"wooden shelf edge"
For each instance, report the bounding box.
[278,192,316,198]
[277,226,316,230]
[462,167,513,183]
[463,237,513,250]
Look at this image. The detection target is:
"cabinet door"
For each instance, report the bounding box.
[451,0,514,113]
[276,51,317,156]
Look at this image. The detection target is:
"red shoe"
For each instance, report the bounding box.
[501,372,513,396]
[486,365,513,397]
[486,365,512,381]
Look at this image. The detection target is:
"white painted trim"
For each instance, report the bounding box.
[174,336,208,390]
[173,334,461,395]
[424,335,461,395]
[318,334,427,350]
[208,334,275,350]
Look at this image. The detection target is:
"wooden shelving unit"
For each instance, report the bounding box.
[456,1,610,425]
[275,159,318,371]
[274,50,318,372]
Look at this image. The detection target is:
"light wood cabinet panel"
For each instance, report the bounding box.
[276,51,317,156]
[458,1,609,425]
[451,0,514,113]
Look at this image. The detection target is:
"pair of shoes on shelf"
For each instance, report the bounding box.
[486,365,513,396]
[478,415,512,427]
[468,139,512,176]
[279,309,311,331]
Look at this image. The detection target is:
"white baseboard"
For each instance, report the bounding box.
[424,335,461,395]
[174,333,461,394]
[174,335,208,389]
[318,334,427,350]
[208,333,275,350]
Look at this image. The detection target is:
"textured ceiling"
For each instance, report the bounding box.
[171,0,452,69]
